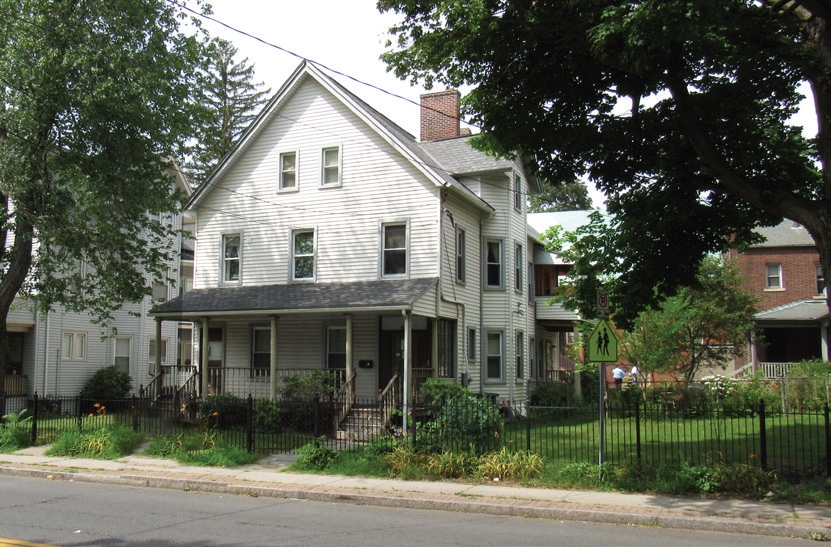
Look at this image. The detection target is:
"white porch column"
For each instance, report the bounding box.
[154,317,162,376]
[201,317,210,397]
[431,319,438,382]
[822,320,829,361]
[403,310,412,434]
[270,316,278,400]
[345,314,353,400]
[750,329,759,372]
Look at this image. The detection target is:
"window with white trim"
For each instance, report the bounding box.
[515,243,523,292]
[515,332,524,380]
[251,327,270,376]
[467,328,476,361]
[151,270,169,302]
[456,228,466,283]
[437,319,456,379]
[221,234,241,283]
[327,326,346,369]
[292,229,315,280]
[766,263,782,290]
[321,146,341,186]
[62,332,87,361]
[529,337,536,379]
[485,239,502,288]
[114,337,131,374]
[382,223,407,276]
[816,264,826,295]
[513,174,522,211]
[486,330,503,380]
[148,337,168,366]
[279,151,297,191]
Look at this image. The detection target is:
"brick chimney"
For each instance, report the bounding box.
[420,89,461,142]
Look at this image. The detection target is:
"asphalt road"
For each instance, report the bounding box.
[0,475,808,546]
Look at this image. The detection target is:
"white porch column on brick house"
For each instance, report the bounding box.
[270,316,278,400]
[201,317,210,397]
[822,319,829,361]
[345,314,353,401]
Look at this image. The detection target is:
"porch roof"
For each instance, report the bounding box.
[755,300,829,323]
[149,277,438,320]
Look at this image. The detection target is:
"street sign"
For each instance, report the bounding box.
[587,319,618,362]
[596,290,609,318]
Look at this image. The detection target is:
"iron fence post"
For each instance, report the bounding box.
[313,395,319,438]
[131,395,139,432]
[77,392,83,431]
[247,394,254,453]
[635,398,642,465]
[32,392,38,445]
[526,399,532,452]
[759,399,767,471]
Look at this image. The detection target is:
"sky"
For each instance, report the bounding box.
[192,1,819,210]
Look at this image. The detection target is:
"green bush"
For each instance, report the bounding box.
[530,380,569,407]
[294,436,337,471]
[46,424,143,459]
[253,397,281,433]
[144,430,257,467]
[418,377,468,405]
[786,359,831,412]
[198,393,247,429]
[418,392,503,456]
[82,365,132,399]
[280,371,337,401]
[0,409,33,451]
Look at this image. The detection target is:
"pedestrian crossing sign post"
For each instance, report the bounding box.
[587,319,618,362]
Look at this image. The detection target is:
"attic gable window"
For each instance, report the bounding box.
[279,151,297,191]
[321,146,341,187]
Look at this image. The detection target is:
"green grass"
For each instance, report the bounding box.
[45,424,144,459]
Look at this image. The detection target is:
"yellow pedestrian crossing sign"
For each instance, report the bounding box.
[587,319,618,362]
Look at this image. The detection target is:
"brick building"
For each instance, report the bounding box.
[729,220,829,373]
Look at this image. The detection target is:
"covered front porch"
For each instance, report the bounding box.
[148,278,444,429]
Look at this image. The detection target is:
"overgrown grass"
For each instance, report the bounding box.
[45,424,143,459]
[0,409,34,453]
[144,430,258,467]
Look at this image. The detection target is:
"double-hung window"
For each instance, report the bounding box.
[382,223,407,276]
[486,331,503,381]
[279,151,297,191]
[114,336,132,374]
[513,174,522,211]
[515,332,524,380]
[437,319,456,379]
[327,326,346,369]
[456,228,466,283]
[62,332,87,361]
[515,243,523,292]
[321,146,341,187]
[222,234,241,283]
[766,263,782,290]
[292,230,315,281]
[251,327,271,377]
[485,240,502,288]
[816,264,826,295]
[148,337,168,374]
[151,269,170,302]
[467,328,476,361]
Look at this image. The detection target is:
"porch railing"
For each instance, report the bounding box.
[333,370,357,430]
[206,367,346,400]
[761,362,798,378]
[3,375,26,396]
[378,372,401,427]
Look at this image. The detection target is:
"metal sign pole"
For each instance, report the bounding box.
[598,362,605,480]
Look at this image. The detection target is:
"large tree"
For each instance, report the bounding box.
[528,177,593,212]
[186,38,271,185]
[380,0,831,327]
[0,0,209,384]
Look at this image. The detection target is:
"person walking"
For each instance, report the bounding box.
[630,365,640,386]
[612,364,625,390]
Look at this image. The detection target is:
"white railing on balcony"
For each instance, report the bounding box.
[3,375,26,396]
[760,362,799,378]
[206,367,346,399]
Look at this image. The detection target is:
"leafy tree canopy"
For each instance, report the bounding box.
[0,0,210,339]
[186,37,271,186]
[528,177,593,212]
[380,0,831,325]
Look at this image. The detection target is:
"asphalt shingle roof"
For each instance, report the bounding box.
[150,278,437,319]
[755,300,829,322]
[752,220,816,248]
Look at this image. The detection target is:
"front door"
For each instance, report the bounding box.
[379,330,404,394]
[207,327,223,394]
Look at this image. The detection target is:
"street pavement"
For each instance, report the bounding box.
[1,445,829,541]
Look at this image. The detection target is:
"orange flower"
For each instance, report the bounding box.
[212,411,219,416]
[100,406,106,411]
[88,413,94,417]
[749,453,756,459]
[93,403,101,408]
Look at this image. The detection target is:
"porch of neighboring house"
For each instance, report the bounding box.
[147,278,446,441]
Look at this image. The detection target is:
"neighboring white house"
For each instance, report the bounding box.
[150,61,588,407]
[4,167,192,400]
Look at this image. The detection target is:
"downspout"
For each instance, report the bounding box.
[439,192,468,384]
[43,311,49,395]
[479,216,485,395]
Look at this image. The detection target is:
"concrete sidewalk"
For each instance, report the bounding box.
[1,445,830,540]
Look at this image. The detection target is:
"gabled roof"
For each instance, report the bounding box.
[150,278,438,320]
[187,61,493,215]
[751,220,816,248]
[755,300,829,322]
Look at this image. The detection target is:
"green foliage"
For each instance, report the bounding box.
[280,371,337,401]
[253,398,281,433]
[786,360,831,412]
[198,393,247,429]
[46,425,143,459]
[418,393,503,456]
[144,430,257,467]
[380,0,829,328]
[0,0,210,333]
[476,448,543,480]
[418,377,468,405]
[0,409,33,451]
[425,450,476,479]
[528,178,592,213]
[293,436,338,472]
[530,380,569,407]
[82,366,132,399]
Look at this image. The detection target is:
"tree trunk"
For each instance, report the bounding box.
[0,218,34,396]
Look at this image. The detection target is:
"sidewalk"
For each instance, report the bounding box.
[1,445,830,540]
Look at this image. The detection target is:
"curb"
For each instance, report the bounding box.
[1,465,828,540]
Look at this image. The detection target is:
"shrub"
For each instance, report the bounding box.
[425,450,476,479]
[253,397,281,433]
[476,447,543,480]
[0,409,33,451]
[294,436,337,471]
[280,371,337,401]
[786,359,831,412]
[46,424,143,459]
[198,393,247,429]
[530,380,569,407]
[82,365,132,400]
[144,430,257,467]
[418,377,468,405]
[419,393,503,456]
